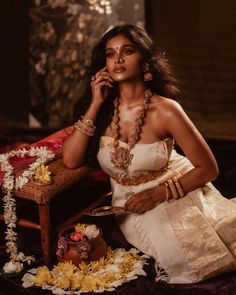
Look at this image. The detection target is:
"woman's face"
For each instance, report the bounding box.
[105,34,142,82]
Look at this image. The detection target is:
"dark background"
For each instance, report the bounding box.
[0,0,235,139]
[0,0,29,127]
[146,0,236,140]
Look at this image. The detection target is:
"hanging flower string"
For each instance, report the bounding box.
[0,146,55,273]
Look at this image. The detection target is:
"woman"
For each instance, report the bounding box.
[63,25,236,283]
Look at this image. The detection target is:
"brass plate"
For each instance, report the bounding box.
[84,206,127,216]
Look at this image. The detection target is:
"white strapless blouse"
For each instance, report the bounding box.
[97,136,236,284]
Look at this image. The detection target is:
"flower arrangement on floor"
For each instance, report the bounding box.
[22,247,148,294]
[0,146,55,274]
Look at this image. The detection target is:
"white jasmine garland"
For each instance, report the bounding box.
[0,146,55,273]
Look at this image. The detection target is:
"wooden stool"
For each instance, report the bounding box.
[0,158,110,267]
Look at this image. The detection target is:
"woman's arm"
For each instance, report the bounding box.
[62,102,102,168]
[164,99,219,191]
[125,99,219,213]
[63,67,114,168]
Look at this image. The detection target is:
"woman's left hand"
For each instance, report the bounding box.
[124,187,164,214]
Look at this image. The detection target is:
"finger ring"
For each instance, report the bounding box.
[91,76,95,81]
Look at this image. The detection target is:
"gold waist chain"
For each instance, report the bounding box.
[111,162,169,186]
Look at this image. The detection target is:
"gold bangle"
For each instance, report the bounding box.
[163,182,170,202]
[172,176,185,198]
[80,115,96,129]
[78,120,95,133]
[167,179,178,200]
[74,115,96,137]
[74,120,95,136]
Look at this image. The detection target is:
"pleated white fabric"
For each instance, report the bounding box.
[97,136,236,283]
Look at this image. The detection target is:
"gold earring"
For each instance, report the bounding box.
[143,62,153,81]
[144,72,153,81]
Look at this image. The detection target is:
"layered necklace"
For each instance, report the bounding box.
[110,89,152,169]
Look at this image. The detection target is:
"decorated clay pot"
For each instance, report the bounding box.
[56,224,107,265]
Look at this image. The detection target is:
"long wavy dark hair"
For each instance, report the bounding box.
[74,24,180,168]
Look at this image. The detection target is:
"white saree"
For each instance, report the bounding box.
[97,136,236,284]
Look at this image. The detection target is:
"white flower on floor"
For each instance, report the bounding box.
[3,261,23,273]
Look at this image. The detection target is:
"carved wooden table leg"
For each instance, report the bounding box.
[38,203,51,267]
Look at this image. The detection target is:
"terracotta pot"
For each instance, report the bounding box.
[56,224,107,265]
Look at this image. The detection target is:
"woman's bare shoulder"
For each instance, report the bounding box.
[151,94,183,117]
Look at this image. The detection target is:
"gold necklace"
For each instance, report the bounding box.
[110,89,152,169]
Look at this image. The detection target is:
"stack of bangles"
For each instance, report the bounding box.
[74,115,96,136]
[163,176,185,201]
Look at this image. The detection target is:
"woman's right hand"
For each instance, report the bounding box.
[91,66,114,106]
[63,69,114,169]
